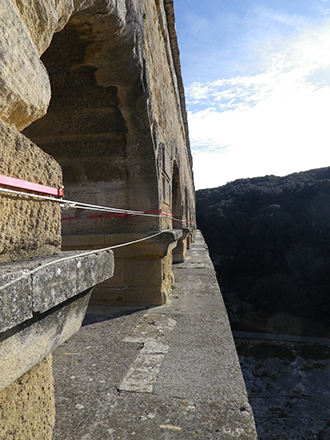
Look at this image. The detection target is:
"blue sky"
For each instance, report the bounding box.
[174,0,330,189]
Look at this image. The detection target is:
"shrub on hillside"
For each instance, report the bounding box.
[196,167,330,325]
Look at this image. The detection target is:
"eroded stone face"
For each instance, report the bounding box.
[11,0,74,55]
[142,0,195,229]
[0,2,50,130]
[0,1,75,131]
[23,0,196,306]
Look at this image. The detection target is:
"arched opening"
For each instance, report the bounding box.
[23,8,159,238]
[171,162,182,229]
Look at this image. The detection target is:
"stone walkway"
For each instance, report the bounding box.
[52,231,257,439]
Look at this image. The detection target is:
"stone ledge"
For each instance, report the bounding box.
[0,249,114,333]
[0,249,114,392]
[173,227,193,263]
[0,292,91,393]
[62,229,183,258]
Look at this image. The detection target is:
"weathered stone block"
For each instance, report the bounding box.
[0,3,50,129]
[0,119,62,263]
[173,237,187,263]
[0,115,63,185]
[173,228,192,263]
[62,230,182,258]
[91,284,167,306]
[0,354,55,440]
[61,233,105,248]
[102,259,124,287]
[61,231,180,305]
[0,247,114,392]
[48,84,119,111]
[27,107,126,137]
[90,252,174,306]
[124,258,162,287]
[32,250,115,313]
[0,270,33,333]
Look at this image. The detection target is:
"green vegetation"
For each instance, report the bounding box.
[196,167,330,327]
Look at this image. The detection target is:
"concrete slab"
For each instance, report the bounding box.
[52,231,257,439]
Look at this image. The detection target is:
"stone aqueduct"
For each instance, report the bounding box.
[0,0,195,436]
[24,0,196,306]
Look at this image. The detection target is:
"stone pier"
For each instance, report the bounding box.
[24,0,196,307]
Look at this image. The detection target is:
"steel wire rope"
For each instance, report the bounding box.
[0,231,164,293]
[0,187,195,225]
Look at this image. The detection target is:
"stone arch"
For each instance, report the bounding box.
[23,4,160,237]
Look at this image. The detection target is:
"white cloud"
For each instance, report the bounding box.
[188,18,330,189]
[192,87,330,189]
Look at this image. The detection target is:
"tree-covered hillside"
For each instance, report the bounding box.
[196,167,330,334]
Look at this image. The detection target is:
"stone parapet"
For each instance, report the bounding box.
[0,249,114,392]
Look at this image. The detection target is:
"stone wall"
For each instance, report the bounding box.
[24,0,160,234]
[0,2,69,436]
[0,119,62,264]
[0,0,69,263]
[0,2,114,438]
[24,0,196,306]
[143,0,195,223]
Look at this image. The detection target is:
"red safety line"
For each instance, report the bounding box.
[61,209,196,225]
[146,210,191,223]
[0,174,63,197]
[145,210,173,217]
[143,211,195,226]
[61,213,133,221]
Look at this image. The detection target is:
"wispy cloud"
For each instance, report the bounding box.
[187,18,330,112]
[187,74,275,112]
[187,18,330,189]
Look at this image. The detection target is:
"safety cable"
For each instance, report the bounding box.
[0,178,195,293]
[0,231,163,293]
[0,187,196,226]
[0,174,63,197]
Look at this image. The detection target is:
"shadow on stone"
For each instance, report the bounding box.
[82,304,154,326]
